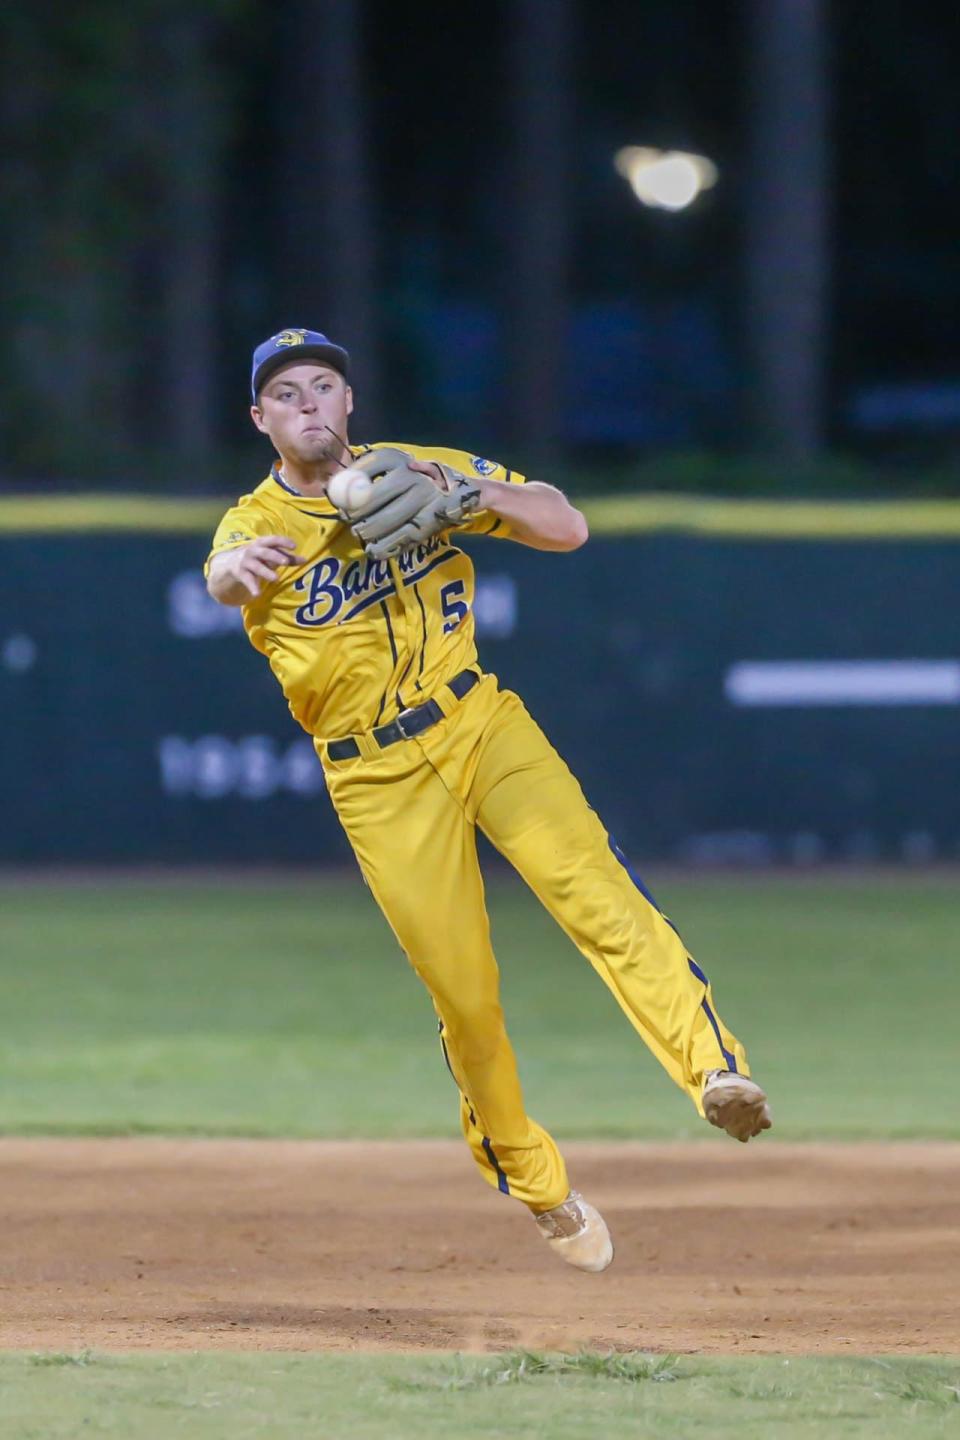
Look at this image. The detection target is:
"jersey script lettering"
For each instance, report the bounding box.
[293,534,458,627]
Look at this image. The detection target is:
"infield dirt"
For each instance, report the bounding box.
[1,1139,956,1355]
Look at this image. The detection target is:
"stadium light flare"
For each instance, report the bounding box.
[614,146,718,212]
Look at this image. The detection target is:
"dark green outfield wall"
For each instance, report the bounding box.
[3,496,959,863]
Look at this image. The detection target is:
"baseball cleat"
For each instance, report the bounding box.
[534,1190,614,1273]
[702,1069,772,1142]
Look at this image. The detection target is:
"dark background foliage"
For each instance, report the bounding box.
[3,1,959,493]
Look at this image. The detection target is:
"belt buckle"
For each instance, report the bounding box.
[395,706,419,739]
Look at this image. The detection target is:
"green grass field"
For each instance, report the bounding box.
[1,870,957,1438]
[2,1350,959,1439]
[0,871,956,1139]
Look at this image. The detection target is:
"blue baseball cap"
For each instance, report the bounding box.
[251,328,350,400]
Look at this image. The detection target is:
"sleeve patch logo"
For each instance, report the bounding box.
[471,456,498,475]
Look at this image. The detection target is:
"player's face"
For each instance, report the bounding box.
[251,363,354,465]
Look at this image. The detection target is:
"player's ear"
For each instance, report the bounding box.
[250,403,268,435]
[345,385,354,417]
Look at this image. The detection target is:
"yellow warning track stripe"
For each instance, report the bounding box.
[2,492,960,538]
[580,494,960,539]
[0,496,226,533]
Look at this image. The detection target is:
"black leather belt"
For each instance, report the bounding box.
[325,669,480,762]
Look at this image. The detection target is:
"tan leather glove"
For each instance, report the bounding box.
[335,448,481,560]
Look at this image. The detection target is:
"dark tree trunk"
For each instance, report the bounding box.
[745,0,829,460]
[278,0,380,436]
[159,13,220,460]
[0,36,49,471]
[506,0,574,467]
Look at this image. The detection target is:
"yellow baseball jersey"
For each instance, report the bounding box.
[205,443,525,740]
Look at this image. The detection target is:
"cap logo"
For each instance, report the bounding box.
[274,328,308,349]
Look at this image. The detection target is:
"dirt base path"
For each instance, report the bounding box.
[1,1139,957,1355]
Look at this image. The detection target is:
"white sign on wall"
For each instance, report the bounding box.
[158,735,325,799]
[725,659,960,707]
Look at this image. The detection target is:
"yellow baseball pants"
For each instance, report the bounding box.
[323,673,749,1213]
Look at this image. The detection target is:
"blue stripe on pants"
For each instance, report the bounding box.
[438,1020,511,1194]
[608,836,681,937]
[687,960,738,1072]
[482,1136,511,1194]
[609,836,737,1075]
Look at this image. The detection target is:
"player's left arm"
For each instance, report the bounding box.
[388,445,587,552]
[468,476,588,552]
[404,459,588,552]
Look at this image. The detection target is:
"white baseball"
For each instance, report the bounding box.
[328,468,373,513]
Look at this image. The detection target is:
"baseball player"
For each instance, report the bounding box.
[205,327,772,1274]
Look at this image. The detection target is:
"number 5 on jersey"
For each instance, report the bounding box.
[440,579,469,634]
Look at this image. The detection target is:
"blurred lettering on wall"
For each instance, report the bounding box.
[4,523,960,866]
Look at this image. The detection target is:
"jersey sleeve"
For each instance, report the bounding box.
[203,492,279,578]
[460,461,526,541]
[393,444,527,541]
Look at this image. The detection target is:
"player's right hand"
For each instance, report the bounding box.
[211,535,305,598]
